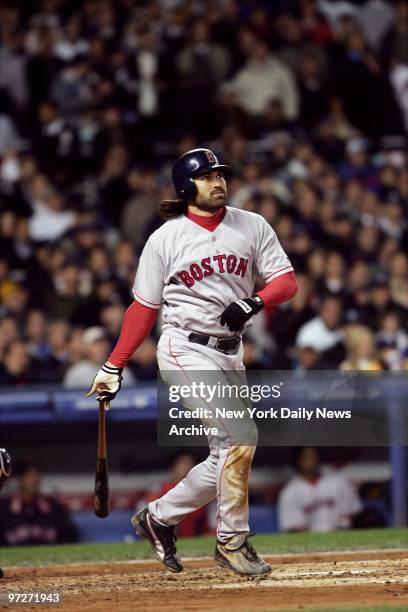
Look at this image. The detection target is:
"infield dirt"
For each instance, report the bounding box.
[3,550,408,611]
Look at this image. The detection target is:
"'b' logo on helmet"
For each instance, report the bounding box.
[205,150,217,164]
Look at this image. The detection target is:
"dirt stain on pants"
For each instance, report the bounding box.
[223,445,256,515]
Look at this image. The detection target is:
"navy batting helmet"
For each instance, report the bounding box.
[172,148,230,202]
[0,448,12,491]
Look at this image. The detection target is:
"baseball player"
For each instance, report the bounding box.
[88,148,297,575]
[278,447,362,532]
[0,448,12,579]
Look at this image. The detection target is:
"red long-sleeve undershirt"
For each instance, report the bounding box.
[108,271,297,368]
[108,302,158,368]
[257,270,298,306]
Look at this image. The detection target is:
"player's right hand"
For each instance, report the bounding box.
[86,362,123,402]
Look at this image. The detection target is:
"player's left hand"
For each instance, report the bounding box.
[220,296,264,332]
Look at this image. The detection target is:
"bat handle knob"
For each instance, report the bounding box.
[99,400,110,411]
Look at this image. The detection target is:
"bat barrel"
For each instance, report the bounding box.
[95,457,110,517]
[94,400,110,518]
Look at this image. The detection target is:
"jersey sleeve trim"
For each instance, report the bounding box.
[132,289,162,309]
[263,264,294,283]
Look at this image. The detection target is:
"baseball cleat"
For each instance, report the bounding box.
[131,507,183,573]
[0,568,3,579]
[214,534,272,576]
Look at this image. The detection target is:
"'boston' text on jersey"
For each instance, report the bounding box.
[177,254,248,288]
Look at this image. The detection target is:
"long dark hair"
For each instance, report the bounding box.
[159,198,187,220]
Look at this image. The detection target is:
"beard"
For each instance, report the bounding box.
[194,192,227,212]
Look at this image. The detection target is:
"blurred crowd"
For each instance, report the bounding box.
[1,0,407,387]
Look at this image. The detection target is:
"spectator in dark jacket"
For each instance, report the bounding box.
[0,462,78,546]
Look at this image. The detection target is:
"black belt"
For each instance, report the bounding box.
[188,333,241,355]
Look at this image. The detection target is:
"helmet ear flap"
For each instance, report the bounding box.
[180,177,197,202]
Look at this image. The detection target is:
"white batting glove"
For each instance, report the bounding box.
[86,362,123,402]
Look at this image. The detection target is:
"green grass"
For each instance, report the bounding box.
[1,528,406,568]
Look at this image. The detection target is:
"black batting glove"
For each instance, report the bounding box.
[220,296,264,332]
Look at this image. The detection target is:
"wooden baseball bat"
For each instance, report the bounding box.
[94,400,110,518]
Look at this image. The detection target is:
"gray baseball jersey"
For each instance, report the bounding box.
[132,206,293,336]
